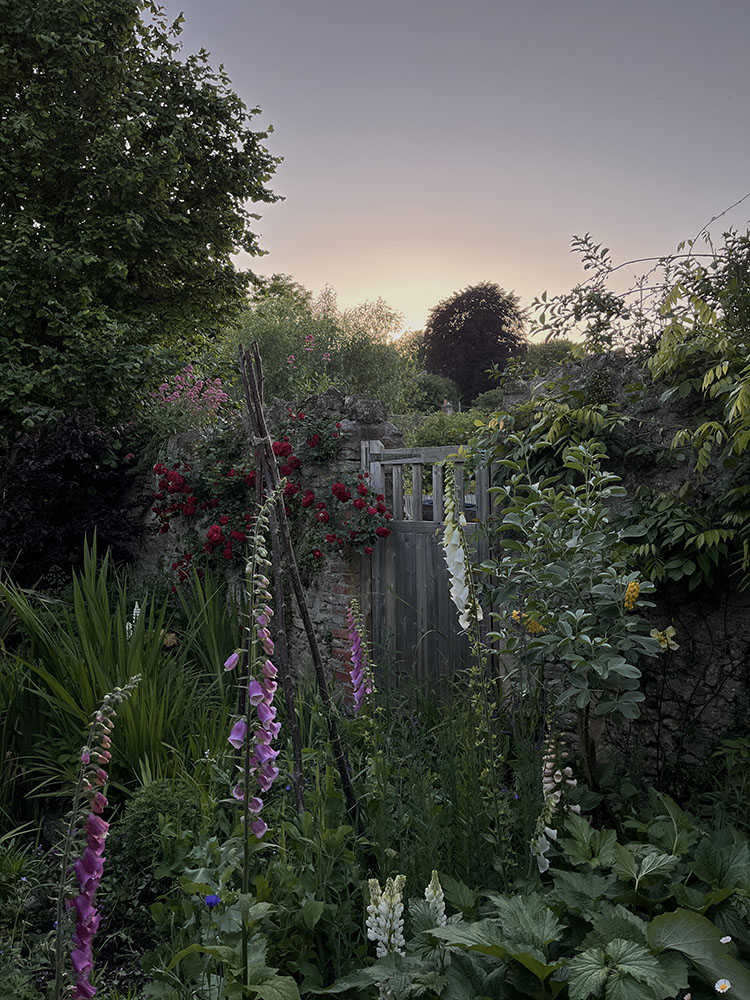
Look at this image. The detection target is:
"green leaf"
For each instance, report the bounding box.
[568,947,610,1000]
[612,844,640,882]
[254,976,302,1000]
[649,909,750,999]
[301,897,325,930]
[637,852,680,882]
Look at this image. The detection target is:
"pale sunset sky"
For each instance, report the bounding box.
[161,0,750,333]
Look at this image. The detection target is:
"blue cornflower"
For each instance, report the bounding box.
[204,894,220,908]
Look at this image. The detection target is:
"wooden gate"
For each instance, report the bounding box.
[361,441,494,688]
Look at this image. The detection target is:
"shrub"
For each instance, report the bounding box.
[404,409,485,448]
[0,413,143,585]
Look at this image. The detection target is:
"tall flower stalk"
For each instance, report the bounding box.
[223,488,281,988]
[531,737,580,873]
[441,463,507,884]
[54,676,140,1000]
[347,599,374,715]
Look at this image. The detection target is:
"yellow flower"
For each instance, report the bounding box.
[526,619,546,635]
[650,626,679,651]
[511,609,545,634]
[624,580,640,610]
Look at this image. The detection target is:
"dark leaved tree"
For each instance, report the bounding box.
[0,0,279,432]
[423,282,526,402]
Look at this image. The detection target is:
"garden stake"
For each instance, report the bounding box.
[239,343,360,828]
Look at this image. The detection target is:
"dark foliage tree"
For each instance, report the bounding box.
[423,282,526,402]
[0,0,279,432]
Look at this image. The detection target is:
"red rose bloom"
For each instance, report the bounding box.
[364,545,373,554]
[313,548,322,558]
[367,506,377,515]
[354,498,366,510]
[376,526,391,538]
[308,433,320,448]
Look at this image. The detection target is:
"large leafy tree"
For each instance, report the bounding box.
[423,282,526,402]
[0,0,279,430]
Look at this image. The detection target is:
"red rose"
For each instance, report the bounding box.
[313,548,322,558]
[244,471,257,487]
[308,433,320,448]
[288,455,302,470]
[364,545,373,554]
[357,483,368,496]
[377,503,387,514]
[325,533,336,542]
[230,530,247,542]
[316,510,330,523]
[301,492,315,508]
[298,412,306,420]
[206,524,224,542]
[376,526,391,538]
[354,498,366,510]
[367,506,377,515]
[272,440,292,457]
[222,544,233,560]
[219,515,229,525]
[284,481,300,496]
[376,493,385,501]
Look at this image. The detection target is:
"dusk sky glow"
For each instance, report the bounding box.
[161,0,750,332]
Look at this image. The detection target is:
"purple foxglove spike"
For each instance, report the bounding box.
[264,605,274,618]
[232,784,245,800]
[256,613,269,627]
[267,720,281,738]
[228,719,247,749]
[81,750,90,764]
[250,817,269,839]
[248,680,265,706]
[224,651,240,671]
[254,727,273,745]
[247,796,264,813]
[262,637,274,655]
[257,626,270,642]
[262,659,277,678]
[257,702,276,725]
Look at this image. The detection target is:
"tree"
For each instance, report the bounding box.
[0,0,279,430]
[423,282,526,403]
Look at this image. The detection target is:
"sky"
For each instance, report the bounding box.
[159,0,750,333]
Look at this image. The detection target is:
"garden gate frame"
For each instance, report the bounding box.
[361,440,496,688]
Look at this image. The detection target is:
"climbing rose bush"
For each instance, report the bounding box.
[150,412,391,583]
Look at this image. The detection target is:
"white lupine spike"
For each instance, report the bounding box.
[424,870,447,927]
[366,876,406,959]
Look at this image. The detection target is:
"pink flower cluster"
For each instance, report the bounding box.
[347,602,373,715]
[225,573,281,838]
[152,364,228,415]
